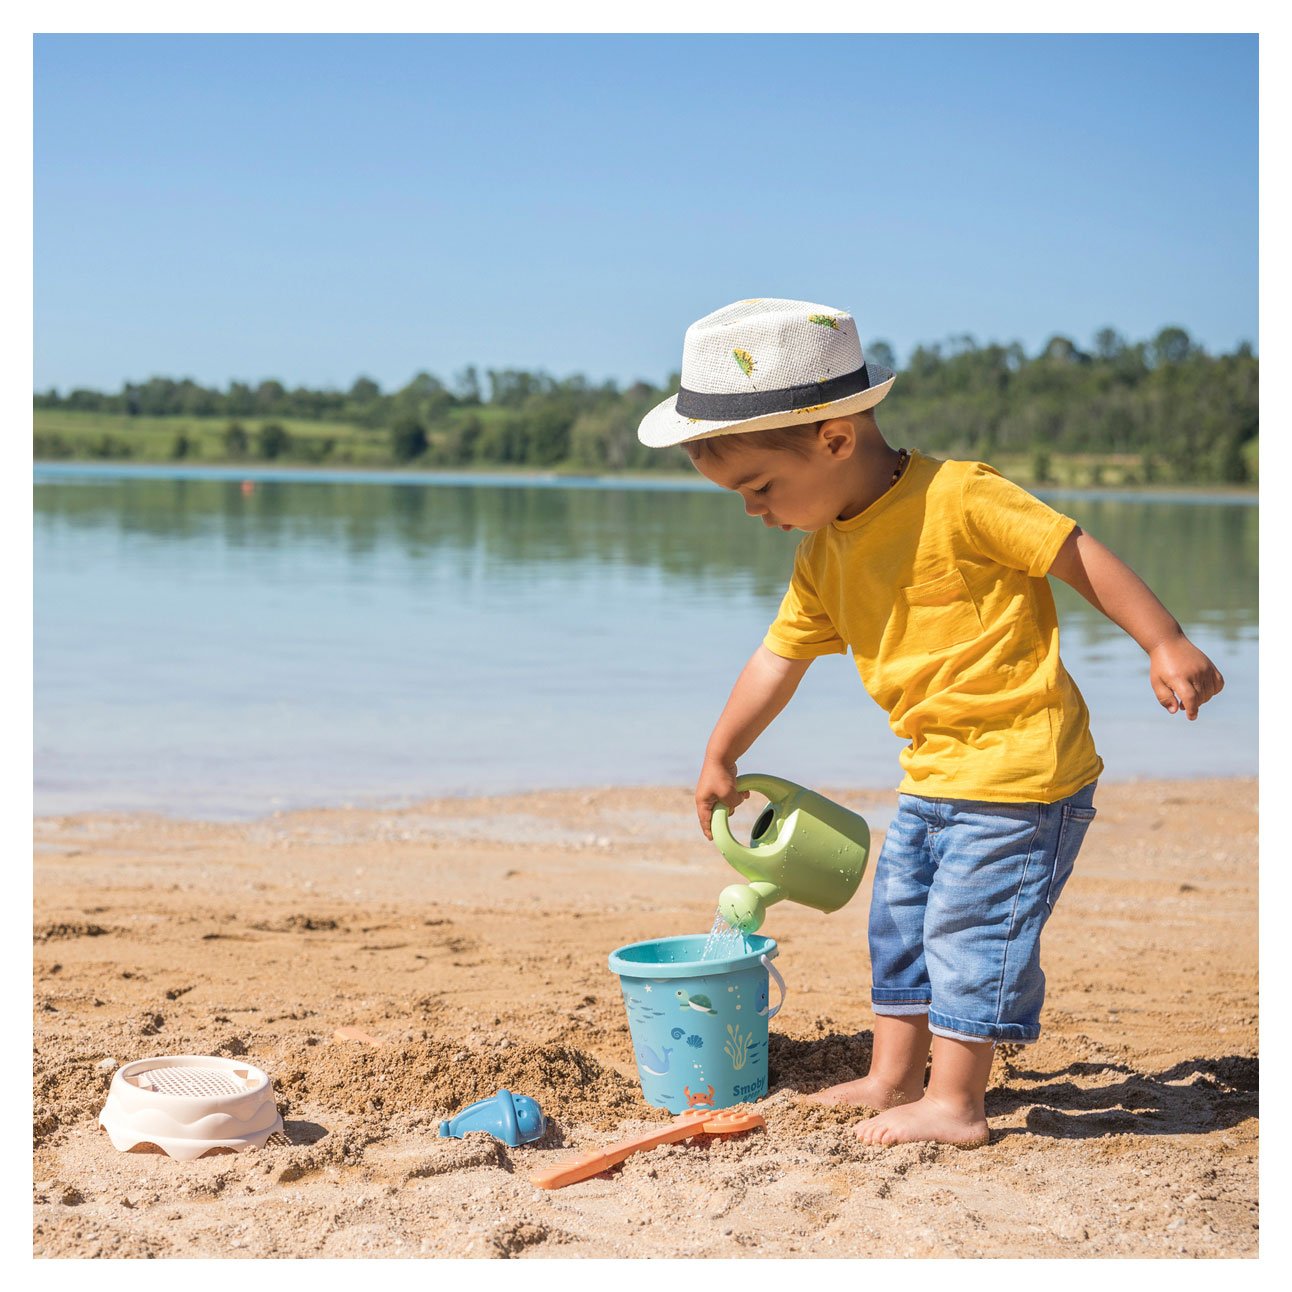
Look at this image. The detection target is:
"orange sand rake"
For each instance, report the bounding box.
[528,1108,764,1190]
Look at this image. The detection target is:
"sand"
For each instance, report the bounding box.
[33,778,1257,1259]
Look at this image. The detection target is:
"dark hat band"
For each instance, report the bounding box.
[675,363,873,421]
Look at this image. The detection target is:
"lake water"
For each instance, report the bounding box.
[34,463,1258,820]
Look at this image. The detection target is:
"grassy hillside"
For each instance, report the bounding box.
[34,408,1257,493]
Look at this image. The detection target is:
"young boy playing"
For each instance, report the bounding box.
[638,298,1224,1147]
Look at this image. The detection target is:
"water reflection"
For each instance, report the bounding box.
[1050,495,1256,643]
[34,466,1257,818]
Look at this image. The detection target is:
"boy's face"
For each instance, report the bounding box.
[690,432,855,533]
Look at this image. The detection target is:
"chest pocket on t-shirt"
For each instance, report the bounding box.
[900,569,984,651]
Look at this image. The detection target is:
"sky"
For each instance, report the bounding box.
[33,32,1258,396]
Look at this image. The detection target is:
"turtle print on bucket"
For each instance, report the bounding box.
[676,988,717,1015]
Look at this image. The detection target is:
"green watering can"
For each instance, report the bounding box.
[711,773,871,934]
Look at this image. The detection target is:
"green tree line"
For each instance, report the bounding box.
[34,325,1257,484]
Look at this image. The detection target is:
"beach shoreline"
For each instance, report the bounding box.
[35,456,1260,503]
[34,777,1258,1258]
[31,767,1257,831]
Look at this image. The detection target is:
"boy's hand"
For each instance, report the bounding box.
[1149,635,1225,719]
[696,755,749,841]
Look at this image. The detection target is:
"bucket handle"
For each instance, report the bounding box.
[761,955,787,1019]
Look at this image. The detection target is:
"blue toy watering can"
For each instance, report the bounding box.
[711,773,870,934]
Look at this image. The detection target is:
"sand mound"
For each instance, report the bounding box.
[276,1035,648,1133]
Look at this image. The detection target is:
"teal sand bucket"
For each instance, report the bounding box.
[608,935,786,1113]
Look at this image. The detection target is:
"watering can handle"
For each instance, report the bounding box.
[734,772,803,803]
[711,772,804,849]
[761,954,787,1019]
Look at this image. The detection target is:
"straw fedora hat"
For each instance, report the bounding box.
[638,297,896,448]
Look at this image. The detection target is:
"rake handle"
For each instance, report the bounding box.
[528,1109,764,1190]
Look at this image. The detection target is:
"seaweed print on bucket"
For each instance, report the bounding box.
[724,1024,751,1071]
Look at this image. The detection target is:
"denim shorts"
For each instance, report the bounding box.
[868,781,1097,1044]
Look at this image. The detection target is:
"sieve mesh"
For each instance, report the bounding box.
[129,1065,251,1098]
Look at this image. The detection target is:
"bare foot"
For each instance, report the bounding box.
[852,1095,988,1147]
[806,1074,920,1109]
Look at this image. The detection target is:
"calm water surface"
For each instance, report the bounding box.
[34,463,1258,819]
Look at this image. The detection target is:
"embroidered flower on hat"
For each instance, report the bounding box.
[733,349,754,377]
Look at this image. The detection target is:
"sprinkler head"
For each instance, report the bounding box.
[718,883,766,935]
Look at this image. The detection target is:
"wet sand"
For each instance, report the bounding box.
[33,778,1257,1258]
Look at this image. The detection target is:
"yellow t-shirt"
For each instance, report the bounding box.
[763,451,1103,803]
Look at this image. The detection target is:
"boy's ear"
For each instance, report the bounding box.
[816,416,857,459]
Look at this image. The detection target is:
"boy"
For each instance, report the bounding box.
[638,298,1223,1146]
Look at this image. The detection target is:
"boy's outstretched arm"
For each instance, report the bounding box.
[696,645,812,839]
[1048,526,1224,720]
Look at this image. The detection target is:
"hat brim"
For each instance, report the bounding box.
[637,363,896,448]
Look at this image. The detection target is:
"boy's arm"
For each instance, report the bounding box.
[696,645,813,839]
[1048,526,1224,720]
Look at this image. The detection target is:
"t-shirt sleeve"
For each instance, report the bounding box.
[959,463,1077,578]
[762,542,848,659]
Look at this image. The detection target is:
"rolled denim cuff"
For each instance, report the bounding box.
[871,987,931,1017]
[928,1009,1040,1044]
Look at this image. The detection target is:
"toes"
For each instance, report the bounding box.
[853,1112,891,1144]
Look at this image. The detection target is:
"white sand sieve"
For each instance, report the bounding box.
[98,1054,283,1160]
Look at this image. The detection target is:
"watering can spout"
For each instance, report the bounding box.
[711,774,870,934]
[718,880,784,935]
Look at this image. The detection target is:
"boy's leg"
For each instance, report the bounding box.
[807,1013,930,1107]
[853,783,1098,1145]
[808,796,935,1108]
[854,1036,993,1145]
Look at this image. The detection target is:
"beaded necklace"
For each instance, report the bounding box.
[889,447,910,489]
